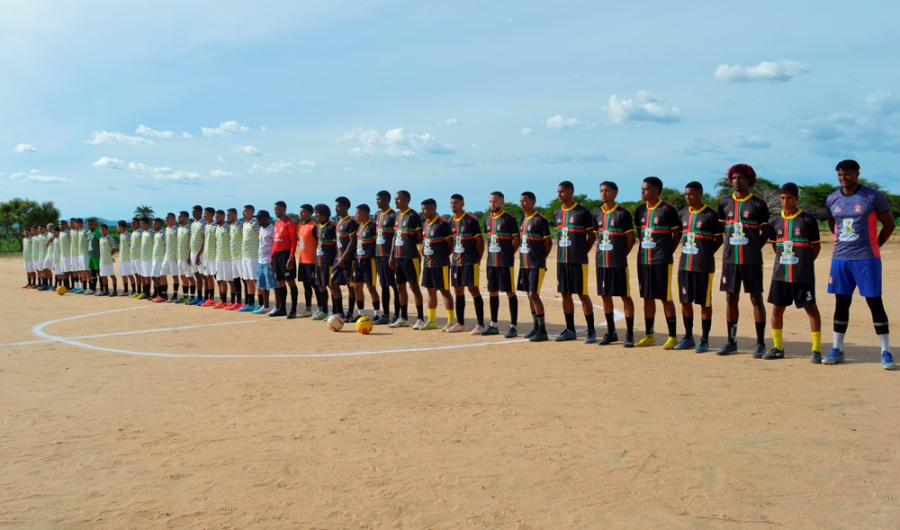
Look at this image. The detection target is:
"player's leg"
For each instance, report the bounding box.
[407,259,425,327]
[851,258,894,369]
[636,263,657,347]
[527,271,548,342]
[556,263,579,341]
[573,264,595,343]
[330,269,344,318]
[390,260,410,327]
[766,302,787,360]
[421,278,438,330]
[717,263,742,355]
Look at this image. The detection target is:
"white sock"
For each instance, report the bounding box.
[490,321,497,327]
[375,310,383,317]
[878,334,890,352]
[833,332,845,350]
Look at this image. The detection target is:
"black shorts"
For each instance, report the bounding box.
[517,268,545,293]
[394,258,420,285]
[596,266,631,297]
[768,280,816,308]
[272,251,296,282]
[486,266,515,293]
[422,266,449,290]
[353,258,376,285]
[315,264,332,287]
[297,263,316,284]
[376,257,395,287]
[451,263,480,287]
[678,270,714,306]
[331,261,353,286]
[557,263,588,295]
[720,263,764,294]
[638,263,673,301]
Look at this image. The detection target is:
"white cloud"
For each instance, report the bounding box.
[604,91,683,124]
[9,169,72,183]
[260,126,267,132]
[343,167,356,172]
[337,127,454,157]
[14,143,38,153]
[714,60,810,83]
[676,138,725,156]
[249,160,316,175]
[127,162,205,180]
[440,118,459,126]
[86,131,153,146]
[730,133,771,149]
[524,151,610,164]
[217,156,226,163]
[201,120,250,137]
[209,169,234,177]
[865,90,900,115]
[181,132,193,139]
[235,144,264,156]
[92,156,125,169]
[546,115,592,130]
[520,127,533,136]
[135,124,174,138]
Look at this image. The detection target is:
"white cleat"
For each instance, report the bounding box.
[388,318,409,328]
[470,324,485,336]
[412,319,426,330]
[446,323,465,333]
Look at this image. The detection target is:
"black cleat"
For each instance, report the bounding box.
[716,342,738,356]
[599,332,619,345]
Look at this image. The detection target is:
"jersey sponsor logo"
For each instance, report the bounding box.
[682,232,698,254]
[597,230,613,251]
[729,222,748,245]
[779,240,798,265]
[742,211,750,218]
[640,228,656,249]
[838,218,859,242]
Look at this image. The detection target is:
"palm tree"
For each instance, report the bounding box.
[133,205,155,219]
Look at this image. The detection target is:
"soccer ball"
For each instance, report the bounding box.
[355,316,374,335]
[56,286,67,296]
[326,313,344,332]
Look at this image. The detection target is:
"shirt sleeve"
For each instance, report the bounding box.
[809,217,820,243]
[768,218,777,240]
[507,213,520,235]
[540,217,552,238]
[758,199,770,225]
[873,190,892,215]
[717,200,726,223]
[623,211,635,232]
[666,205,680,230]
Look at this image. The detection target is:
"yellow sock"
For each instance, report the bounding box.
[447,309,455,323]
[428,308,436,322]
[811,331,821,352]
[773,328,783,350]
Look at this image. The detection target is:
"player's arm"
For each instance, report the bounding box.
[444,234,453,254]
[827,219,836,234]
[714,232,724,252]
[475,232,484,261]
[340,231,358,267]
[768,222,778,253]
[877,211,895,247]
[758,204,770,246]
[511,233,520,254]
[586,227,596,251]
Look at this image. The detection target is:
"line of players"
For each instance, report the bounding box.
[18,160,895,369]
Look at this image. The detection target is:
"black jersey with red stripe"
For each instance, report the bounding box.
[634,200,680,265]
[592,204,634,269]
[393,208,422,260]
[553,203,593,264]
[769,210,819,283]
[336,215,358,263]
[356,220,377,261]
[678,205,721,273]
[519,212,551,269]
[316,221,337,267]
[374,208,396,258]
[718,193,770,265]
[450,212,482,266]
[423,216,452,268]
[484,211,519,267]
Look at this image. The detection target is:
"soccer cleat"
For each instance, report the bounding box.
[348,314,360,323]
[481,326,500,336]
[297,309,312,318]
[555,329,577,342]
[152,296,166,303]
[881,351,896,370]
[673,337,696,350]
[286,311,298,319]
[810,350,823,364]
[446,323,465,333]
[268,309,287,317]
[70,288,82,294]
[412,319,427,330]
[523,328,539,340]
[311,310,327,320]
[389,318,410,328]
[97,291,109,297]
[129,292,140,299]
[252,306,269,315]
[226,303,241,311]
[762,347,785,360]
[213,301,229,309]
[83,289,96,295]
[598,332,618,345]
[166,297,179,304]
[419,320,438,330]
[372,315,390,325]
[470,324,486,336]
[21,284,29,289]
[695,340,709,353]
[716,342,737,356]
[440,322,450,332]
[201,299,217,307]
[505,326,519,339]
[584,330,597,344]
[823,348,845,365]
[635,334,656,347]
[238,304,255,312]
[388,316,398,326]
[752,343,767,359]
[529,331,549,342]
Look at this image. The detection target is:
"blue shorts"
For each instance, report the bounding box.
[828,258,882,297]
[256,261,278,290]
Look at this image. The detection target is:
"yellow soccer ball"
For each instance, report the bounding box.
[355,316,374,335]
[56,285,67,296]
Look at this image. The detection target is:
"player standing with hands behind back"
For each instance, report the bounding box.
[553,181,597,343]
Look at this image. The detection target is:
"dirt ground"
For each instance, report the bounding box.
[1,242,898,529]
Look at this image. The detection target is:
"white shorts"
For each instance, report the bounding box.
[204,258,217,277]
[178,259,192,277]
[31,259,41,271]
[53,262,62,276]
[142,259,154,277]
[119,261,133,276]
[162,259,178,276]
[100,263,115,277]
[79,254,90,271]
[24,260,34,273]
[190,251,203,275]
[216,259,233,281]
[242,258,259,280]
[232,259,243,279]
[151,261,164,278]
[60,256,72,273]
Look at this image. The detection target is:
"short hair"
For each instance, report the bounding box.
[132,217,140,222]
[226,208,237,215]
[24,226,31,231]
[558,180,574,191]
[68,217,76,222]
[59,220,68,226]
[300,203,314,214]
[179,210,189,218]
[257,209,271,220]
[215,209,225,216]
[643,176,663,192]
[203,207,215,215]
[274,200,287,209]
[357,203,371,214]
[450,193,464,201]
[243,204,255,213]
[31,225,40,230]
[51,225,59,232]
[192,204,203,212]
[314,203,331,218]
[140,217,150,224]
[685,181,703,193]
[396,190,411,201]
[47,223,55,230]
[421,198,437,208]
[835,159,860,172]
[166,212,175,219]
[152,218,162,225]
[600,181,618,192]
[520,191,536,202]
[335,196,351,208]
[99,223,108,229]
[376,190,391,200]
[780,182,800,197]
[76,218,84,224]
[117,220,127,228]
[727,164,757,186]
[490,191,504,199]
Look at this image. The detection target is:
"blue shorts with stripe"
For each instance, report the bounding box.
[828,258,882,297]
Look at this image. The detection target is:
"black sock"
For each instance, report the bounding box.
[401,304,408,320]
[381,286,391,316]
[531,312,537,332]
[416,304,424,321]
[537,314,546,333]
[373,301,380,311]
[333,296,343,316]
[666,316,677,338]
[319,291,328,313]
[304,284,313,308]
[683,317,694,340]
[289,285,298,312]
[172,284,179,299]
[392,286,400,317]
[357,300,364,311]
[701,319,712,341]
[727,321,738,344]
[645,317,655,335]
[755,321,766,345]
[605,312,616,334]
[279,286,288,310]
[585,312,595,333]
[564,312,575,332]
[626,316,634,336]
[348,297,356,316]
[474,296,484,326]
[509,296,518,326]
[490,296,499,324]
[455,295,466,325]
[234,279,241,303]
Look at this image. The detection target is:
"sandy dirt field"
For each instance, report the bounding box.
[1,242,898,529]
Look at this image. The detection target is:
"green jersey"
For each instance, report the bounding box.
[119,232,132,262]
[230,220,244,260]
[164,224,179,260]
[190,219,206,253]
[152,230,166,263]
[59,230,72,258]
[99,235,117,266]
[141,229,155,261]
[88,228,101,260]
[242,218,261,259]
[177,224,191,260]
[204,221,218,261]
[215,223,232,261]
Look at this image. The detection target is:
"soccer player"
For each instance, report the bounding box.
[373,190,399,325]
[22,227,34,288]
[270,200,299,318]
[150,217,168,302]
[139,217,155,300]
[674,182,722,352]
[65,219,82,293]
[418,198,455,330]
[213,210,233,309]
[41,224,55,290]
[352,204,383,322]
[389,190,425,328]
[295,204,318,317]
[518,191,552,342]
[765,183,821,361]
[227,208,244,309]
[187,205,207,305]
[200,207,218,307]
[593,181,636,346]
[161,212,180,302]
[86,219,101,293]
[717,163,770,357]
[27,225,39,289]
[240,205,261,312]
[553,181,597,343]
[174,211,193,303]
[482,192,521,337]
[448,194,485,334]
[129,218,145,298]
[312,203,337,320]
[633,177,682,349]
[116,220,133,296]
[333,196,359,321]
[97,223,118,296]
[50,225,62,288]
[254,210,277,314]
[825,159,896,369]
[74,219,91,293]
[58,220,73,291]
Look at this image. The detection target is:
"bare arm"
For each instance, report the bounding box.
[877,211,896,247]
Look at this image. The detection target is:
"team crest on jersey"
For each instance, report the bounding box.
[653,216,659,224]
[828,276,833,284]
[610,220,615,226]
[682,287,687,295]
[855,204,862,213]
[697,221,702,228]
[727,211,734,218]
[834,206,841,212]
[743,211,750,218]
[794,228,801,236]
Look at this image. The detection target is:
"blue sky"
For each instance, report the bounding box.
[2,0,899,218]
